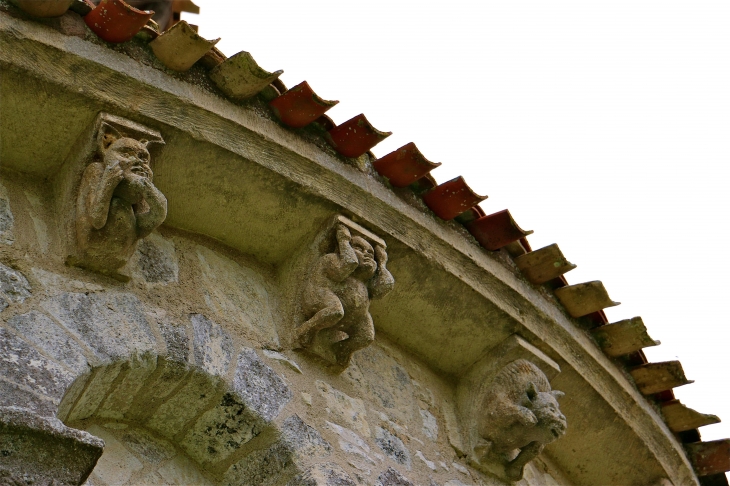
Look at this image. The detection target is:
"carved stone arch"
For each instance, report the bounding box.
[0,289,338,484]
[58,355,289,484]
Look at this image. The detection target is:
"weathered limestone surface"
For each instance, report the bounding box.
[0,10,702,485]
[196,245,280,348]
[287,463,357,486]
[0,327,75,401]
[233,348,293,422]
[0,263,30,312]
[127,232,179,284]
[0,406,104,486]
[223,414,332,485]
[191,313,234,378]
[6,310,91,374]
[40,292,158,362]
[0,181,13,245]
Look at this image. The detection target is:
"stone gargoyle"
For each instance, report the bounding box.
[295,218,394,367]
[470,359,567,481]
[71,120,167,280]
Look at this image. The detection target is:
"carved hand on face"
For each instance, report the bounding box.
[351,236,377,279]
[374,244,387,266]
[106,139,153,204]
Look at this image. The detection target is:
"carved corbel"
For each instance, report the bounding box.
[291,215,394,368]
[456,335,567,482]
[65,113,167,281]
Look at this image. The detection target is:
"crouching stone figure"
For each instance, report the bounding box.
[296,221,394,367]
[72,124,167,279]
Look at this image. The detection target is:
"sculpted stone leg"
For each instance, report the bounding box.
[505,441,544,481]
[334,314,375,367]
[297,290,345,348]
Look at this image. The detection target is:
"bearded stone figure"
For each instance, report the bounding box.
[72,125,167,280]
[297,222,394,367]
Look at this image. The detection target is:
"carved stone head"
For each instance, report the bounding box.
[105,137,154,205]
[351,236,377,280]
[457,338,568,483]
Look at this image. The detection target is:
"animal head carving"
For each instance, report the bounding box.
[472,359,567,482]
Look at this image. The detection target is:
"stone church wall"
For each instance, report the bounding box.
[0,172,570,485]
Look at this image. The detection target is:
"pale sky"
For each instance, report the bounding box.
[184,1,730,472]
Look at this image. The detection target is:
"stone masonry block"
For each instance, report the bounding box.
[0,184,14,245]
[375,426,411,469]
[376,467,414,486]
[181,392,262,466]
[0,263,31,312]
[196,246,280,348]
[0,327,74,402]
[191,313,234,378]
[145,370,221,440]
[159,317,191,363]
[65,363,125,423]
[316,380,370,438]
[0,379,58,418]
[325,421,376,468]
[41,292,157,362]
[0,406,103,486]
[96,354,159,420]
[56,373,90,423]
[282,414,332,458]
[233,348,292,422]
[224,440,295,486]
[286,463,357,486]
[122,358,192,425]
[224,414,332,486]
[132,233,179,284]
[6,311,90,374]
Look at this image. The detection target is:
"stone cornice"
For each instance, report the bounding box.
[0,12,698,485]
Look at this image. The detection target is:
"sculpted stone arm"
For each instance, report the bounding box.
[323,224,359,282]
[80,161,124,230]
[135,179,167,239]
[368,245,395,299]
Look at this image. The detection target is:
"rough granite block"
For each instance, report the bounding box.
[286,463,357,486]
[375,467,414,486]
[0,406,104,486]
[145,370,220,440]
[159,318,191,363]
[0,379,58,418]
[224,414,332,486]
[6,311,90,374]
[41,292,156,362]
[96,354,159,420]
[0,190,14,245]
[181,392,262,466]
[133,233,179,284]
[0,328,74,401]
[233,348,292,422]
[191,313,233,378]
[0,263,31,312]
[65,362,125,422]
[374,427,411,469]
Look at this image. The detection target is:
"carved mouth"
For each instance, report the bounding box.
[551,428,561,438]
